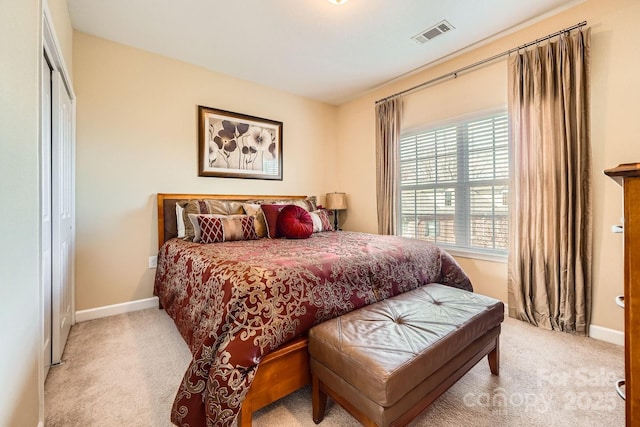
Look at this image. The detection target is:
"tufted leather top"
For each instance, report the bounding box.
[308,283,504,408]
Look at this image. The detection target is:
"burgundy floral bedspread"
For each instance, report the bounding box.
[154,231,472,426]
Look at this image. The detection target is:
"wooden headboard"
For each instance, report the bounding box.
[156,193,309,249]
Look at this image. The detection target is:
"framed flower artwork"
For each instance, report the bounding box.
[198,105,283,180]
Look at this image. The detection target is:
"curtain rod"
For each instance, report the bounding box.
[375,20,587,105]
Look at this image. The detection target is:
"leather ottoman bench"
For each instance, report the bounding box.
[308,283,504,427]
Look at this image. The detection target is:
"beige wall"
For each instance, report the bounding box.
[0,1,42,426]
[73,32,338,310]
[336,0,640,332]
[73,0,638,332]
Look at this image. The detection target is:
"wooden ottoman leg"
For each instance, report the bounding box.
[312,375,328,424]
[488,336,500,375]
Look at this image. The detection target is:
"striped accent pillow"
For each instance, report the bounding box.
[188,214,258,243]
[220,215,258,242]
[309,209,334,232]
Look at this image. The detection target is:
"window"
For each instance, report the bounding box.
[399,111,508,258]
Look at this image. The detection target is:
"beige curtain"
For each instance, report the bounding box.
[375,98,402,235]
[507,28,592,335]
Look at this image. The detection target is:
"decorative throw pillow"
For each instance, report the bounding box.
[277,205,313,239]
[196,216,225,243]
[219,215,258,242]
[188,214,258,243]
[309,209,334,232]
[242,203,268,238]
[260,204,287,238]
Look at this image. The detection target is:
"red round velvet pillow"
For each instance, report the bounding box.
[277,205,313,239]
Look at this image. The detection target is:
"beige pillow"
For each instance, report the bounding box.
[242,203,267,238]
[226,202,245,215]
[248,197,317,212]
[182,200,245,240]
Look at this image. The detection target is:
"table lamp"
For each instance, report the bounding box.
[325,192,347,231]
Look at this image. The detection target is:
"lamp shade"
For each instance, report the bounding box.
[325,192,347,210]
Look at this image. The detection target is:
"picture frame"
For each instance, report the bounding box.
[198,105,283,180]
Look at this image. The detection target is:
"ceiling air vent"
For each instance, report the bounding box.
[412,20,455,44]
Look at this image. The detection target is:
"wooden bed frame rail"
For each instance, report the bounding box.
[237,337,310,426]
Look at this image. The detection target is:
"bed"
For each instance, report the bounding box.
[154,193,473,426]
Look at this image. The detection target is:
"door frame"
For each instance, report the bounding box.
[41,46,53,383]
[40,2,76,425]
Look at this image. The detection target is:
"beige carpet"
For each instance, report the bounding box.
[45,308,625,427]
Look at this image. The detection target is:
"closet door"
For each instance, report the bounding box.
[51,70,73,364]
[41,53,53,376]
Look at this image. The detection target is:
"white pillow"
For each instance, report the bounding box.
[176,203,186,238]
[309,211,323,233]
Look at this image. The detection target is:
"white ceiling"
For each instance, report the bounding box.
[67,0,580,105]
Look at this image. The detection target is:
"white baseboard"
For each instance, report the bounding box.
[75,296,159,323]
[589,324,624,346]
[75,297,623,346]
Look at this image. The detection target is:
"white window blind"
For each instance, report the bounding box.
[399,111,508,258]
